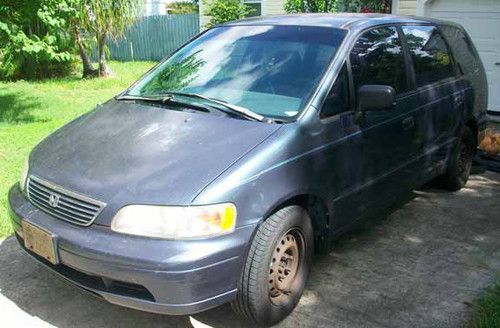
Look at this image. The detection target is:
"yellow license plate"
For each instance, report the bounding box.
[22,220,59,265]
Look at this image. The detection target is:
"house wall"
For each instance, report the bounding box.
[392,0,417,15]
[198,1,210,29]
[142,0,170,16]
[262,0,286,15]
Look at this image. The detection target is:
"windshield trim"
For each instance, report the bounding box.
[119,25,348,124]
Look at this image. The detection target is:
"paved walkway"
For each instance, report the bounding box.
[1,171,499,327]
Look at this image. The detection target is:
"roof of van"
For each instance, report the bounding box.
[225,13,454,30]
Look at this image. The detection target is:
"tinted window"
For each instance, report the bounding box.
[350,26,407,95]
[320,64,350,119]
[402,25,455,87]
[440,25,488,113]
[128,26,346,119]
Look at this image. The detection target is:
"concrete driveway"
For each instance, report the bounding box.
[1,171,499,328]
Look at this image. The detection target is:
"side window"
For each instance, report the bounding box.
[320,64,350,119]
[349,26,407,96]
[440,25,488,113]
[440,25,482,78]
[402,25,455,87]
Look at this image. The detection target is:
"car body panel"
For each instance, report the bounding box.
[29,100,280,226]
[9,185,252,313]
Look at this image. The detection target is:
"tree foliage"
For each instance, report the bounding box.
[203,0,252,29]
[78,0,141,77]
[284,0,336,13]
[284,0,390,14]
[0,0,141,79]
[0,0,77,79]
[168,1,199,14]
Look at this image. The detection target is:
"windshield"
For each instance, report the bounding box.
[127,25,346,119]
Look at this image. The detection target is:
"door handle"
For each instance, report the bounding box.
[402,116,415,130]
[454,93,464,105]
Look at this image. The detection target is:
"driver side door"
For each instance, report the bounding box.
[322,26,422,228]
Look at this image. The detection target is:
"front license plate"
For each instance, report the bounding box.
[22,220,59,265]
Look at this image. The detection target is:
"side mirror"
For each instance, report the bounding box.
[357,85,396,112]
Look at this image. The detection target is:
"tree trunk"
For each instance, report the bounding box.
[74,26,97,78]
[97,32,113,77]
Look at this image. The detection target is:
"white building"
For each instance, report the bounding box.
[143,0,171,16]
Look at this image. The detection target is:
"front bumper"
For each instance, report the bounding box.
[8,185,256,315]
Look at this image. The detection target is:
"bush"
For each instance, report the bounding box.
[0,0,77,80]
[169,1,198,14]
[203,0,252,28]
[284,0,391,14]
[0,24,76,79]
[284,0,335,13]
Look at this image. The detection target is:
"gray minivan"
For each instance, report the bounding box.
[8,14,488,326]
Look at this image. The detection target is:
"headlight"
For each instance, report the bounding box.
[111,203,237,239]
[19,159,29,192]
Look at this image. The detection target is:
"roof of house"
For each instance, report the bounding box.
[225,13,454,30]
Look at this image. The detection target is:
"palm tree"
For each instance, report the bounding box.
[80,0,141,77]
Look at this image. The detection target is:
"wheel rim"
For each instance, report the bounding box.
[268,228,304,306]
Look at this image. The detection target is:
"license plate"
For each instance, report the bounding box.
[22,220,59,265]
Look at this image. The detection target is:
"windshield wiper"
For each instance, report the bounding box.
[161,92,266,122]
[115,94,211,113]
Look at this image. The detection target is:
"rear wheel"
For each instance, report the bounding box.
[438,126,475,191]
[231,206,313,326]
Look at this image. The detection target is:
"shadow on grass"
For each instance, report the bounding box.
[0,91,47,123]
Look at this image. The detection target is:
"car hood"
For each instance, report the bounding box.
[29,100,280,225]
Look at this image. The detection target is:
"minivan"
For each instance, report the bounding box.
[8,14,488,326]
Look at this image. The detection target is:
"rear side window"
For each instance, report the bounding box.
[349,26,407,95]
[440,25,488,113]
[402,25,455,87]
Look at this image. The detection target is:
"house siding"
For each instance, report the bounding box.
[198,0,210,29]
[262,0,286,16]
[393,0,417,15]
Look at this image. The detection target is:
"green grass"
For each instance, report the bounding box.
[0,61,156,237]
[469,280,500,328]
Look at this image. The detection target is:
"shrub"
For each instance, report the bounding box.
[284,0,391,14]
[169,1,199,14]
[203,0,252,29]
[0,0,76,79]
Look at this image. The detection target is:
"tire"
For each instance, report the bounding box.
[438,126,475,191]
[231,206,313,326]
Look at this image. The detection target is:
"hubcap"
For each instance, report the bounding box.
[269,229,303,305]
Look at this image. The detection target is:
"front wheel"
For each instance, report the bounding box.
[231,206,313,326]
[438,126,475,191]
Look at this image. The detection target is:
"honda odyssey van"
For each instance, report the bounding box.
[8,14,488,326]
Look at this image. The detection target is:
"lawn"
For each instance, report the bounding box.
[469,280,500,328]
[0,61,155,237]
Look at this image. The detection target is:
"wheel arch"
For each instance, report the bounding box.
[263,193,331,254]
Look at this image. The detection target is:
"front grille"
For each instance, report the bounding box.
[27,176,105,226]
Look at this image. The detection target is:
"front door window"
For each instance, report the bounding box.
[349,26,407,96]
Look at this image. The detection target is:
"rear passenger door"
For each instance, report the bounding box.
[400,25,464,175]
